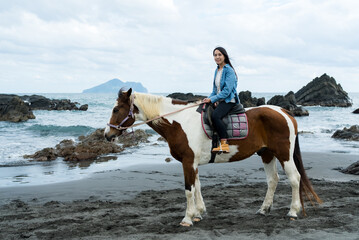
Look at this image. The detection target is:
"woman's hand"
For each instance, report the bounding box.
[203,98,211,103]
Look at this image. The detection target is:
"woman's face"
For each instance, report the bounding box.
[213,50,225,66]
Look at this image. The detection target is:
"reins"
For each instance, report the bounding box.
[107,102,202,131]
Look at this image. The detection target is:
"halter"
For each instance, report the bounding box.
[107,95,135,130]
[107,97,202,131]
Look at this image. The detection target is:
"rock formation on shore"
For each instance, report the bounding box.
[295,74,352,107]
[340,161,359,175]
[24,129,152,162]
[0,95,35,122]
[331,125,359,141]
[267,91,309,116]
[353,108,359,114]
[167,93,206,102]
[0,94,88,122]
[20,95,88,111]
[238,91,265,108]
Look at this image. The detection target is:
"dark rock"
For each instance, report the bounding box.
[167,93,206,102]
[267,91,309,116]
[340,161,359,175]
[332,125,359,141]
[79,104,88,111]
[24,128,152,162]
[55,139,76,157]
[353,108,359,114]
[117,129,152,147]
[19,95,86,111]
[24,147,57,161]
[295,74,352,107]
[238,91,265,108]
[0,94,36,122]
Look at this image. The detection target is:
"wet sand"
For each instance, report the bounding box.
[0,152,358,239]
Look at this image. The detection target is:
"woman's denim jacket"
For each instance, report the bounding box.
[209,64,239,103]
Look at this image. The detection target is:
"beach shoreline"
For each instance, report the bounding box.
[0,152,358,239]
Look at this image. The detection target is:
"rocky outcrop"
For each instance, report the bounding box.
[331,125,359,141]
[79,104,88,111]
[167,93,206,102]
[295,74,352,107]
[267,91,309,116]
[353,108,359,114]
[20,95,88,111]
[238,91,265,108]
[24,128,152,162]
[340,161,359,175]
[0,94,35,122]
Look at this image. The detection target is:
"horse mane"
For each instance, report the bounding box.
[133,92,165,124]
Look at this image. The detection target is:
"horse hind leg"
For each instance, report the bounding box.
[257,151,279,216]
[282,156,301,218]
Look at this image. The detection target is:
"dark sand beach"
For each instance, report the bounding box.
[0,152,358,239]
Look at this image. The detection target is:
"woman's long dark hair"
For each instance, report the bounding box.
[213,46,237,78]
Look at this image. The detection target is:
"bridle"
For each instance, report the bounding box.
[107,95,135,130]
[107,96,202,131]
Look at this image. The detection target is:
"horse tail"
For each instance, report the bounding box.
[293,135,322,215]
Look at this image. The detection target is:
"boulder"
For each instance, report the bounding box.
[331,125,359,141]
[353,108,359,114]
[79,104,88,111]
[24,147,57,161]
[0,94,35,122]
[167,93,206,102]
[295,74,352,107]
[238,91,265,108]
[267,91,309,116]
[20,95,86,111]
[24,128,152,162]
[340,161,359,175]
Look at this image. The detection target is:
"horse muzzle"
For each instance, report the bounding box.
[104,125,123,142]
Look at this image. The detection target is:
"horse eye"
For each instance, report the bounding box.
[113,108,119,113]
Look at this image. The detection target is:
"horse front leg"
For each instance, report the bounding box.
[180,162,199,227]
[193,170,206,222]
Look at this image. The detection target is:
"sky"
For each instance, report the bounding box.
[0,0,358,94]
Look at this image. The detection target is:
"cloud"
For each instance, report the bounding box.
[0,0,358,93]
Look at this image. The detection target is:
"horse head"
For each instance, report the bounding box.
[104,87,136,141]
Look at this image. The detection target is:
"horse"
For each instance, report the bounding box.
[105,88,322,227]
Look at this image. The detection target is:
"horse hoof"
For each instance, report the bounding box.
[180,222,192,227]
[256,209,266,216]
[287,213,298,220]
[193,217,201,222]
[256,207,270,216]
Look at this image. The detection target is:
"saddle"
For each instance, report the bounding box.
[198,103,248,140]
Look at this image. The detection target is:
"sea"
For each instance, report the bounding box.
[0,92,358,187]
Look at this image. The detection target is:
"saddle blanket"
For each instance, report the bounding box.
[200,104,249,140]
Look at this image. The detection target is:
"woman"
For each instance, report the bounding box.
[203,47,239,153]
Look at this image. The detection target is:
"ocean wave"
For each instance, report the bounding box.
[26,124,97,137]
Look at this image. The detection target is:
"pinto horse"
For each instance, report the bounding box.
[105,88,321,227]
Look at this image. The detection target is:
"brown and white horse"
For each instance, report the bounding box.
[105,88,322,226]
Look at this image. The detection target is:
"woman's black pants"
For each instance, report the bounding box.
[211,102,236,139]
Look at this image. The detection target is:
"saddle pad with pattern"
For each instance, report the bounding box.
[201,107,249,140]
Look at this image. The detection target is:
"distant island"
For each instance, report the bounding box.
[82,79,148,93]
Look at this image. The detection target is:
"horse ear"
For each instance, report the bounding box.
[127,88,132,97]
[118,87,128,98]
